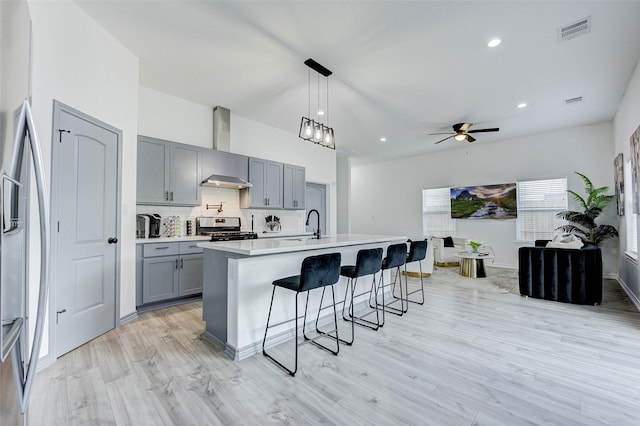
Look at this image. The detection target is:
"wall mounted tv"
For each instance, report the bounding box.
[450,183,517,219]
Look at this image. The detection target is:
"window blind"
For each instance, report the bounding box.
[516,178,567,241]
[423,187,455,237]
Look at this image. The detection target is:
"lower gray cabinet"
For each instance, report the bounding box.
[137,241,204,307]
[142,256,179,304]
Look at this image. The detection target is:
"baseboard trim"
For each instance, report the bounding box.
[119,311,138,325]
[616,275,640,312]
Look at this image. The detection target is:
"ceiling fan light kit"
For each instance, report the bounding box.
[298,58,335,150]
[431,122,499,144]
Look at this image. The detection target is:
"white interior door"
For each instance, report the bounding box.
[53,104,119,357]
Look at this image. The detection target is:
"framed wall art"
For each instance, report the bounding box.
[614,153,624,216]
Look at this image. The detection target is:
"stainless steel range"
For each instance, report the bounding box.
[196,217,258,241]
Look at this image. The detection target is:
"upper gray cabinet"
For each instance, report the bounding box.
[137,135,201,206]
[240,157,283,208]
[283,163,305,210]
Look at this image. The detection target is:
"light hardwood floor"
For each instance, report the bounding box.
[29,267,640,425]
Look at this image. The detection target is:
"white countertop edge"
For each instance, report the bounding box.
[197,234,408,256]
[136,236,210,244]
[257,231,315,239]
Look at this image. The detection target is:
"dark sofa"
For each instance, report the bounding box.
[518,240,602,305]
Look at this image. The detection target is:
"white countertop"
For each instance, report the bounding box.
[197,233,407,256]
[136,235,210,244]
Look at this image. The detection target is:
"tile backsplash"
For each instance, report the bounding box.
[136,186,306,237]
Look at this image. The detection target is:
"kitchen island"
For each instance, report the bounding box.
[198,234,407,360]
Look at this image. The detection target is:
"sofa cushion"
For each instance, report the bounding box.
[443,236,455,247]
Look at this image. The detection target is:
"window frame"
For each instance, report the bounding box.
[422,187,456,237]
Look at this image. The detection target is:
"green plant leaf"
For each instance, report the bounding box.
[555,224,589,242]
[575,171,594,196]
[567,189,588,211]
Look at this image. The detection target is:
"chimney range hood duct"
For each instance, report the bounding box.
[202,174,253,189]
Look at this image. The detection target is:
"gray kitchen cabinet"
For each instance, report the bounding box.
[142,256,179,304]
[283,163,306,209]
[240,157,283,208]
[137,241,204,308]
[137,135,201,206]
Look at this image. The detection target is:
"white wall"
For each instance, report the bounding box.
[351,122,618,274]
[28,0,139,357]
[614,57,640,307]
[138,86,213,148]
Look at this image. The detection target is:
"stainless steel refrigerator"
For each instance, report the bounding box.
[1,1,50,424]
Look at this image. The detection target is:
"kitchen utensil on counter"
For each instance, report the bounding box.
[186,219,193,236]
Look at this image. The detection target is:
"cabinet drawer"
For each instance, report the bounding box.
[180,241,204,254]
[143,242,180,257]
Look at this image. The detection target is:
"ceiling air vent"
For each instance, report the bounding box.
[557,16,591,42]
[564,96,583,105]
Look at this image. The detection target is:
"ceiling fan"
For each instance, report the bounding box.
[430,122,499,144]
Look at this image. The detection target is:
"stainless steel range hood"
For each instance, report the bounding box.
[201,174,252,189]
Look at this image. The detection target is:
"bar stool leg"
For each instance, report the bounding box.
[262,287,298,376]
[307,287,340,355]
[405,260,425,305]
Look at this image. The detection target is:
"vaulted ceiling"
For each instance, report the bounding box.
[76,1,640,164]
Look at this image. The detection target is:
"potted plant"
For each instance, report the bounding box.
[556,172,618,245]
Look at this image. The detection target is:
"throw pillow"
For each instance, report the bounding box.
[546,234,584,249]
[443,236,455,247]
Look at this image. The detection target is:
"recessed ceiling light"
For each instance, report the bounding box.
[517,102,527,109]
[380,137,387,143]
[317,110,325,116]
[487,38,502,48]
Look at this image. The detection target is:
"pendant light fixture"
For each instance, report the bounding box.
[298,58,335,149]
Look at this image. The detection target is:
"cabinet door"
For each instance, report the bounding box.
[246,157,267,207]
[169,143,201,206]
[283,163,295,209]
[142,256,179,304]
[137,137,170,204]
[265,160,283,208]
[179,254,203,296]
[293,166,306,209]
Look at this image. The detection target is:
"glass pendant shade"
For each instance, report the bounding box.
[299,117,314,140]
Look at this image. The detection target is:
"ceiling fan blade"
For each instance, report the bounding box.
[467,135,477,143]
[453,122,472,132]
[428,132,455,136]
[434,135,454,144]
[467,127,499,133]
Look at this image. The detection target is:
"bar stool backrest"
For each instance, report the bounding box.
[299,252,342,292]
[383,243,407,270]
[407,240,427,263]
[354,248,383,277]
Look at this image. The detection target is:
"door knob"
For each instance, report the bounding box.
[108,237,118,244]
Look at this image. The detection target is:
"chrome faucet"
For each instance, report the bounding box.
[306,209,321,239]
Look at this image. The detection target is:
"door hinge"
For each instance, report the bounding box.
[57,221,60,232]
[57,129,70,142]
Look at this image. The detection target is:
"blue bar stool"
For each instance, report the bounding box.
[404,239,428,305]
[374,243,408,325]
[337,247,383,345]
[262,252,342,376]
